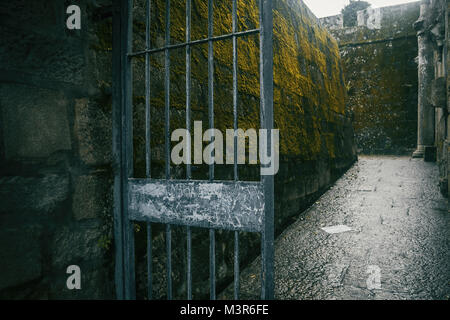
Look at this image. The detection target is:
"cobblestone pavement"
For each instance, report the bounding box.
[222,156,450,300]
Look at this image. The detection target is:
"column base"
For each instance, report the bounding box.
[412,148,425,158]
[412,146,436,161]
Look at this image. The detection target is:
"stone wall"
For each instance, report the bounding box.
[0,0,115,299]
[321,2,421,154]
[446,0,450,199]
[0,0,356,299]
[416,0,448,197]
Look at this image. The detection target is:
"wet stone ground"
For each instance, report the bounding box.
[221,156,450,300]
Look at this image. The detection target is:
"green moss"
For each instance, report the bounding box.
[131,0,348,165]
[342,36,418,153]
[126,0,355,300]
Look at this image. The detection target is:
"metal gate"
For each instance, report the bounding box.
[113,0,274,300]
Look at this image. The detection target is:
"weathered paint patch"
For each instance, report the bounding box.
[128,179,264,232]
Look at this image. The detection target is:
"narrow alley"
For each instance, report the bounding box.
[224,156,450,300]
[2,0,450,302]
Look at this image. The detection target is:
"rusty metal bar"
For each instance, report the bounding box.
[186,0,193,301]
[164,0,173,301]
[127,29,260,57]
[145,0,151,178]
[234,230,240,300]
[145,0,153,301]
[122,0,136,300]
[259,0,274,300]
[232,0,240,301]
[166,223,172,300]
[112,0,125,300]
[232,0,239,182]
[208,0,216,301]
[146,223,152,299]
[209,228,216,300]
[186,226,192,300]
[208,2,215,181]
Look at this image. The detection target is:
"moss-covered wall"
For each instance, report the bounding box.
[131,0,352,165]
[0,0,355,300]
[130,0,356,299]
[321,2,420,154]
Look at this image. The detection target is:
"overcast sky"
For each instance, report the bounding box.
[302,0,420,18]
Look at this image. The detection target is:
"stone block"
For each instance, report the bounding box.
[0,226,42,290]
[1,1,63,37]
[72,174,110,221]
[0,174,70,216]
[306,177,320,196]
[0,19,85,86]
[48,267,113,300]
[74,98,111,166]
[51,223,105,270]
[431,77,446,108]
[0,85,72,160]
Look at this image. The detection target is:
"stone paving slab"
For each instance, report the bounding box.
[221,156,450,300]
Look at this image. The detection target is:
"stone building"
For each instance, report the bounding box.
[0,0,356,299]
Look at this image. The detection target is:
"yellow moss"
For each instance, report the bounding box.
[132,0,347,162]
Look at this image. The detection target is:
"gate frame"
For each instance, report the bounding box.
[112,0,274,300]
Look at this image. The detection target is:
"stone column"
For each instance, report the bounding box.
[413,1,436,158]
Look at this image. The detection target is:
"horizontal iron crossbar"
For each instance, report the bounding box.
[128,179,265,232]
[128,29,260,57]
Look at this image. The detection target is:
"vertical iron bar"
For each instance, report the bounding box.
[259,0,274,300]
[234,230,240,300]
[187,226,192,300]
[209,229,216,300]
[166,224,172,300]
[165,3,171,179]
[122,0,136,300]
[232,0,239,182]
[186,0,193,301]
[113,2,124,300]
[146,223,152,300]
[186,3,192,180]
[145,2,151,178]
[145,0,153,301]
[208,0,216,301]
[208,0,215,180]
[232,0,240,301]
[165,0,173,301]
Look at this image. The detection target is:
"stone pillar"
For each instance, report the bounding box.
[413,1,436,158]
